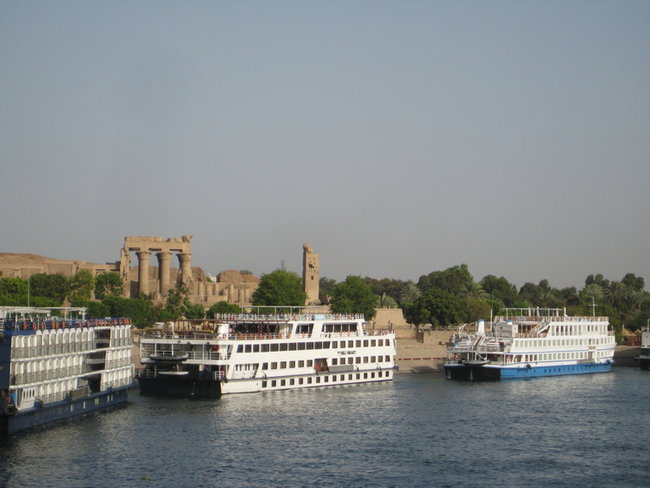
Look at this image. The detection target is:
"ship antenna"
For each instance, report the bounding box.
[591,297,596,317]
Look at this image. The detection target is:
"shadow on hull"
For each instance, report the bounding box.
[137,376,221,399]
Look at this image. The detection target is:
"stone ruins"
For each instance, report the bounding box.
[120,235,194,297]
[1,237,322,308]
[302,243,320,305]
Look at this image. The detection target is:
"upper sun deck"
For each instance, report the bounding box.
[139,313,394,342]
[0,305,130,334]
[213,312,366,323]
[498,308,608,324]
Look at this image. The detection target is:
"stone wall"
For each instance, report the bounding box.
[0,253,117,279]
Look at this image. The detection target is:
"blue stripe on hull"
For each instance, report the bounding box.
[445,362,612,381]
[498,362,612,379]
[3,387,130,435]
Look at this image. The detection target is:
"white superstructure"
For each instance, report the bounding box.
[139,312,397,394]
[1,307,134,435]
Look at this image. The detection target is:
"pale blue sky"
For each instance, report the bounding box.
[1,1,649,290]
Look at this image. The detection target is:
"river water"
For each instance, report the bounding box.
[1,368,648,488]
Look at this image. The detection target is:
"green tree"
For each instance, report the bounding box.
[29,273,69,304]
[0,277,28,297]
[67,270,95,306]
[330,275,378,320]
[95,272,124,300]
[580,283,605,305]
[377,293,398,308]
[252,269,307,306]
[417,264,474,296]
[185,304,206,320]
[480,275,518,307]
[585,273,610,290]
[465,297,492,322]
[87,301,111,318]
[0,276,62,306]
[319,277,337,304]
[362,277,410,305]
[165,283,192,319]
[405,288,466,327]
[102,295,157,328]
[622,273,645,292]
[208,301,242,316]
[399,283,421,305]
[557,287,580,307]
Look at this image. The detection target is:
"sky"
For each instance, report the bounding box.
[1,1,649,290]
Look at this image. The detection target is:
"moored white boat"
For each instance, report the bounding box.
[444,308,615,380]
[1,307,134,435]
[137,311,397,396]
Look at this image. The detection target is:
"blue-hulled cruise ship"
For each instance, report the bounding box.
[444,308,615,380]
[1,307,134,435]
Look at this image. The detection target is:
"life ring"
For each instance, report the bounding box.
[4,404,17,416]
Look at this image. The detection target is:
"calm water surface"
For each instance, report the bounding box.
[1,368,649,488]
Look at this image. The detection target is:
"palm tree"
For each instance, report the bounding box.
[620,289,649,323]
[605,281,625,306]
[378,293,398,308]
[399,283,421,305]
[462,282,488,300]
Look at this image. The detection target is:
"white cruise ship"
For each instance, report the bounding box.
[445,308,615,380]
[137,312,397,397]
[1,306,134,435]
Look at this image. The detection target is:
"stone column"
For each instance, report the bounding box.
[136,250,151,297]
[157,251,172,296]
[119,248,131,296]
[302,243,320,305]
[177,252,192,285]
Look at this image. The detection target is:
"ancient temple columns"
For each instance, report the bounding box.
[136,250,151,297]
[157,251,172,295]
[122,235,193,299]
[178,252,192,285]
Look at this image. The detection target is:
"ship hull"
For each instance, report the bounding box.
[1,386,130,436]
[137,375,221,399]
[639,358,650,370]
[445,361,613,381]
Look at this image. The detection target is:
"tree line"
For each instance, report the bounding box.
[2,266,648,333]
[0,271,241,328]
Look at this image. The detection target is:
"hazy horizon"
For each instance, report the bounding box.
[2,1,649,291]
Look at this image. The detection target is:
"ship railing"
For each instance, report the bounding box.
[549,316,609,322]
[2,317,131,332]
[213,313,365,322]
[187,351,225,361]
[364,329,394,336]
[477,344,507,353]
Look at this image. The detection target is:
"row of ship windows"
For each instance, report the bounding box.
[262,370,391,388]
[516,337,611,347]
[261,355,392,370]
[550,324,607,335]
[237,338,391,354]
[517,351,611,362]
